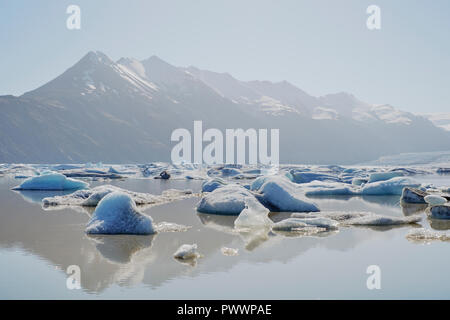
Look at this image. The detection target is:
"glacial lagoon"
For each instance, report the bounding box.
[0,167,449,299]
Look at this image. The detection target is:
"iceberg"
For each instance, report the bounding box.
[234,197,272,229]
[401,187,428,204]
[361,177,421,196]
[252,176,319,212]
[288,170,341,184]
[12,172,88,191]
[368,172,404,183]
[196,184,256,215]
[429,205,450,220]
[201,178,226,193]
[85,192,155,235]
[424,195,447,206]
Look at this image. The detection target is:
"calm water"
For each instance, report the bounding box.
[0,175,449,299]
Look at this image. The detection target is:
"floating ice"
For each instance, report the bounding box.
[401,187,428,204]
[272,217,336,234]
[252,176,319,212]
[173,244,201,260]
[288,170,341,184]
[234,197,272,229]
[343,214,421,226]
[292,211,370,222]
[196,184,256,215]
[154,222,191,232]
[361,177,421,196]
[352,178,368,186]
[221,247,239,256]
[424,195,447,206]
[12,172,88,191]
[303,181,356,196]
[202,178,226,192]
[406,228,450,243]
[85,192,155,235]
[429,205,450,220]
[368,172,404,183]
[42,185,194,207]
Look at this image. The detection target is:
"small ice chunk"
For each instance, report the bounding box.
[173,244,201,260]
[429,205,450,220]
[292,211,370,222]
[273,217,338,232]
[85,192,155,235]
[234,197,272,229]
[12,172,88,191]
[406,228,450,243]
[424,195,447,206]
[221,247,239,256]
[154,222,191,232]
[344,214,421,226]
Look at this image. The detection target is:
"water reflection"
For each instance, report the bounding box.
[87,234,156,264]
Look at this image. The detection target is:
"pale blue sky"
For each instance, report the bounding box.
[1,0,449,112]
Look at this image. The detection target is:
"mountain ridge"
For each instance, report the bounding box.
[1,50,449,164]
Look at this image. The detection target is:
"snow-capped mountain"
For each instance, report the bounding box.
[422,113,450,131]
[0,51,449,164]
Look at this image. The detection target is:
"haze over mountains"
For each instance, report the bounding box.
[1,51,449,164]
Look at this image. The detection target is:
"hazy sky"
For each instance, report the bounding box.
[1,0,449,113]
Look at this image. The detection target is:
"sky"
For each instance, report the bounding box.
[1,0,449,113]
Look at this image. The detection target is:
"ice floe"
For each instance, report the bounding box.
[86,192,155,235]
[251,176,319,212]
[196,184,255,215]
[12,172,88,191]
[154,222,191,233]
[429,205,450,220]
[406,228,450,243]
[424,195,447,206]
[368,171,404,183]
[342,214,421,226]
[42,185,194,207]
[401,187,428,204]
[221,247,239,256]
[360,177,421,196]
[273,217,338,232]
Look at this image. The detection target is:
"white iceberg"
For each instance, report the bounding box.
[201,178,226,192]
[292,211,370,222]
[196,184,256,215]
[361,177,421,196]
[12,172,88,191]
[85,192,155,235]
[252,176,319,212]
[424,195,447,206]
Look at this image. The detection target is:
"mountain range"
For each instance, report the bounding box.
[1,50,449,164]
